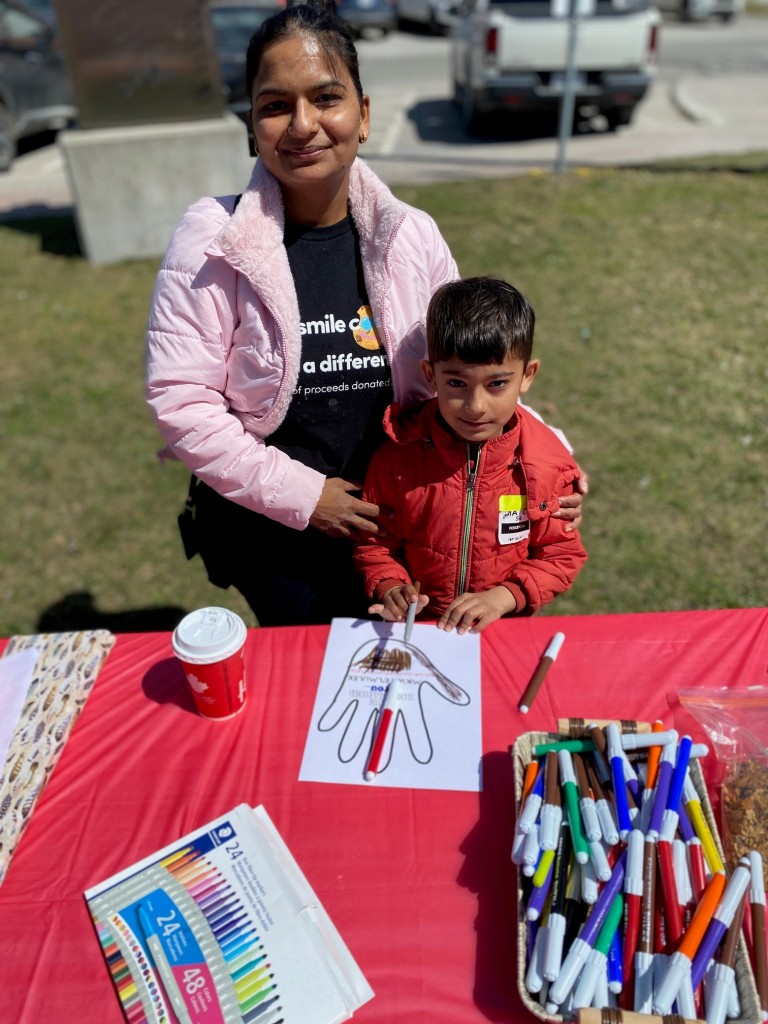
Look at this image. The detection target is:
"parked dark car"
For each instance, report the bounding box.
[0,0,74,171]
[334,0,396,37]
[210,0,283,120]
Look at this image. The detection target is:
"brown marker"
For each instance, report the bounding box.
[749,850,768,1019]
[518,632,565,714]
[540,751,562,851]
[588,724,612,790]
[544,750,560,806]
[573,752,591,798]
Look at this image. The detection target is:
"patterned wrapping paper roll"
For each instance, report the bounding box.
[0,630,115,884]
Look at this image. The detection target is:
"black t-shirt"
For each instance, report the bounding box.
[267,216,393,481]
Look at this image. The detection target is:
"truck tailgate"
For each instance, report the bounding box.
[493,8,655,70]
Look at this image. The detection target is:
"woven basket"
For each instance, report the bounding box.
[512,731,761,1023]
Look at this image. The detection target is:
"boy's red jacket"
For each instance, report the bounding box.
[354,399,587,617]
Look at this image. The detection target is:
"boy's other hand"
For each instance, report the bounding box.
[437,586,517,635]
[309,477,380,538]
[369,583,429,622]
[552,468,589,532]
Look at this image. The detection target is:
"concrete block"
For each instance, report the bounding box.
[59,114,254,265]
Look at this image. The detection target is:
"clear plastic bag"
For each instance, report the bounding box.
[678,686,768,881]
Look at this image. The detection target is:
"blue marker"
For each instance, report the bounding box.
[660,734,692,841]
[606,724,631,840]
[607,926,623,994]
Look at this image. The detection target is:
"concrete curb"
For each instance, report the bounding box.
[669,78,723,126]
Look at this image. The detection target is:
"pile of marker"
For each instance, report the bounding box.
[513,720,768,1023]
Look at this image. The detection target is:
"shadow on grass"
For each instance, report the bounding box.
[37,591,188,634]
[0,215,82,258]
[623,155,768,175]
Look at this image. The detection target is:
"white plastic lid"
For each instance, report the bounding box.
[172,607,247,664]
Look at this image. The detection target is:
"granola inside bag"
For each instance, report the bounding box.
[679,686,768,883]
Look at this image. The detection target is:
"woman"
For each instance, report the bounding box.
[146,2,583,626]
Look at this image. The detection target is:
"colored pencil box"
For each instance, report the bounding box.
[512,730,761,1023]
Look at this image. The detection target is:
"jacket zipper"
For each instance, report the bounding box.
[457,444,482,596]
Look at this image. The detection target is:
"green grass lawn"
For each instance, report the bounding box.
[1,157,765,637]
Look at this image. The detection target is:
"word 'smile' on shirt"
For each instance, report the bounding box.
[269,216,393,480]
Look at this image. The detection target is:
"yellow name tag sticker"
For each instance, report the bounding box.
[498,494,529,545]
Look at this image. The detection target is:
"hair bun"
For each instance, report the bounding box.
[289,0,338,11]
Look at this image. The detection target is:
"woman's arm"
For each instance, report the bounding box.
[352,452,411,598]
[146,201,326,530]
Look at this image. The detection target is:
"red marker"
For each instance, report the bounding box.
[365,680,400,781]
[621,828,644,1009]
[657,838,684,951]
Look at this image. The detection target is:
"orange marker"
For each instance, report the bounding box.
[520,760,540,808]
[644,720,666,791]
[652,871,726,1015]
[678,871,727,959]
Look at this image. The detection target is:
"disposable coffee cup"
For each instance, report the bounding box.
[172,607,247,720]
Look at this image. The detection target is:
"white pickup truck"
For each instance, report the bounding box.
[451,0,661,134]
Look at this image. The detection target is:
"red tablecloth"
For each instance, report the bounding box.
[2,608,767,1023]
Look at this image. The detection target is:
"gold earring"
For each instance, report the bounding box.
[359,133,367,144]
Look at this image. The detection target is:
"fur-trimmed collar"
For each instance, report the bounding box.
[211,157,406,300]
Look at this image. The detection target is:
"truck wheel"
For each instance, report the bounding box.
[462,89,485,136]
[605,107,634,132]
[453,77,464,109]
[0,105,15,173]
[427,4,444,34]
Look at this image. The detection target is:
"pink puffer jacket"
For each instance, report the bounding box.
[146,158,458,530]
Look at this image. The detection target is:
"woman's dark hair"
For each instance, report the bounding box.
[426,277,536,366]
[246,2,364,102]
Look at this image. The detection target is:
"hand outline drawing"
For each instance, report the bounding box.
[316,638,470,775]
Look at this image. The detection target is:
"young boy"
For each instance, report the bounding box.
[353,277,587,635]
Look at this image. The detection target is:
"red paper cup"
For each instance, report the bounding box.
[171,607,247,720]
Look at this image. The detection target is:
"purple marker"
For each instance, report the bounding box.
[690,856,752,990]
[677,801,695,842]
[526,860,555,922]
[545,849,627,1011]
[647,733,677,838]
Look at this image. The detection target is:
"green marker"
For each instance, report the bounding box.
[557,748,590,865]
[571,892,624,1006]
[533,738,596,756]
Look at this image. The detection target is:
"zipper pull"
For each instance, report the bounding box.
[466,444,481,491]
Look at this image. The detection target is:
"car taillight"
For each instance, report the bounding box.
[648,25,658,60]
[486,27,497,55]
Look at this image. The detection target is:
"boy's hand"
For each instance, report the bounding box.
[437,586,517,635]
[369,583,429,623]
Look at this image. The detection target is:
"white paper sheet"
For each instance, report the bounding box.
[0,647,38,767]
[299,618,482,792]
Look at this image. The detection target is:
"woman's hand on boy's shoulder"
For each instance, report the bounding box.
[309,477,380,538]
[552,467,589,532]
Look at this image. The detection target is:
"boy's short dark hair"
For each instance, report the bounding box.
[426,277,535,365]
